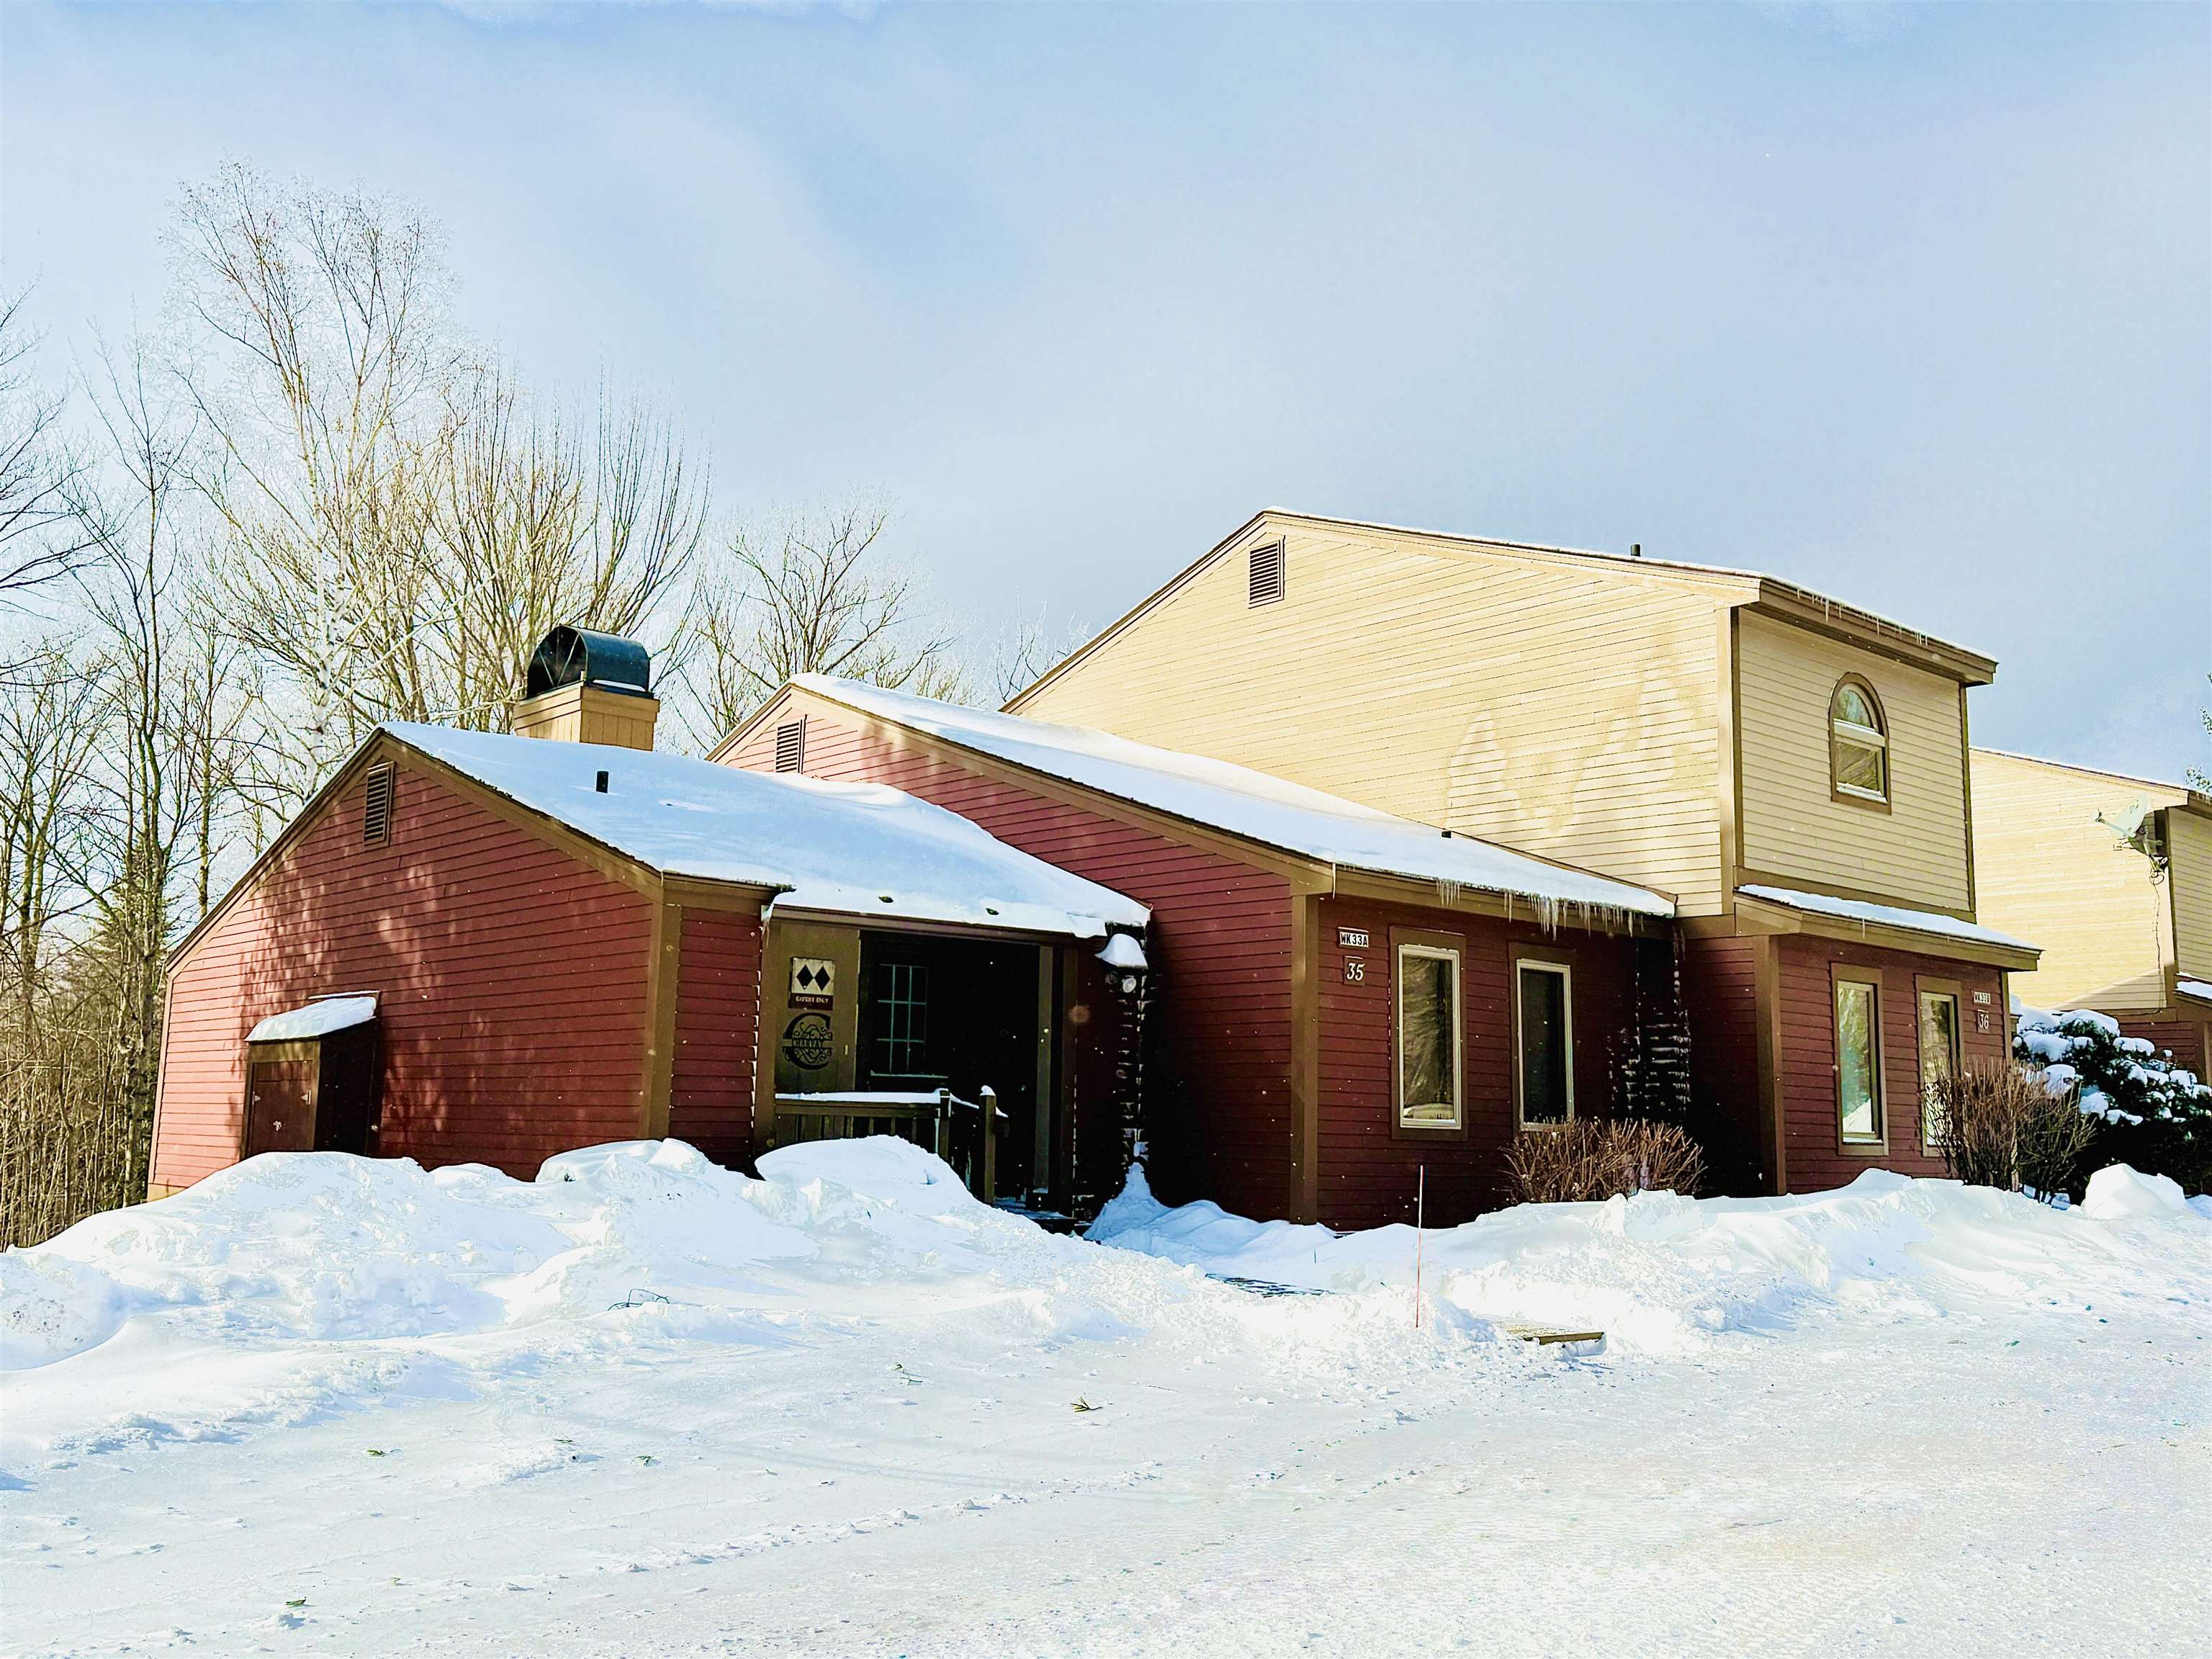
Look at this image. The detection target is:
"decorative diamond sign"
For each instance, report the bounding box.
[789,956,836,1007]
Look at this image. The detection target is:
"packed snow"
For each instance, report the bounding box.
[786,675,1676,919]
[5,1141,2208,1656]
[243,994,379,1044]
[1735,884,2038,955]
[383,721,1148,939]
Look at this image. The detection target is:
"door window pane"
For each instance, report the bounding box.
[875,961,930,1078]
[1517,963,1573,1125]
[1837,978,1881,1141]
[1918,991,1961,1145]
[1397,947,1461,1128]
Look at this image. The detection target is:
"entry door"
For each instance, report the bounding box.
[243,1060,318,1156]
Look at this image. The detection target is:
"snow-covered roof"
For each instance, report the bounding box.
[2177,980,2212,1007]
[384,723,1146,940]
[248,994,378,1043]
[785,678,1673,919]
[1736,886,2037,956]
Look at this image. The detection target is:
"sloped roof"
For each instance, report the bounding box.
[1970,747,2211,814]
[385,723,1146,940]
[781,678,1676,920]
[1736,885,2038,958]
[1010,508,1998,708]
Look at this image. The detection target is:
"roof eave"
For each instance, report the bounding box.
[1733,891,2040,971]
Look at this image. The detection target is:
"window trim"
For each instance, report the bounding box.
[1510,950,1577,1130]
[1390,927,1465,1138]
[1832,963,1888,1151]
[1913,975,1965,1153]
[1828,674,1891,813]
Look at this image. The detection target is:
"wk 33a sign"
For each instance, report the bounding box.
[1338,927,1370,982]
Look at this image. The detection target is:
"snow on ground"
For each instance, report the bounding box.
[4,1143,2208,1658]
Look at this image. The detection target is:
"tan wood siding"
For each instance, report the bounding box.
[2166,810,2212,983]
[1736,611,1970,914]
[1967,750,2175,1012]
[1015,521,1730,912]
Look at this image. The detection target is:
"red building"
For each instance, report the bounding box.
[716,675,1677,1228]
[150,638,1149,1211]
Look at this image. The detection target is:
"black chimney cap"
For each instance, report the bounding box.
[525,626,653,701]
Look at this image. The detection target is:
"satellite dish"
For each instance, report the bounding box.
[2095,796,2149,844]
[2096,797,2168,870]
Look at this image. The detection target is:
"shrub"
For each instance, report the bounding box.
[1927,1061,2098,1200]
[1503,1118,1705,1205]
[2015,1008,2212,1193]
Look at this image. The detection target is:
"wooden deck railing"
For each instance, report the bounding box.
[772,1086,1002,1200]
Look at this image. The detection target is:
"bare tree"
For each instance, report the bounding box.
[171,166,709,803]
[0,293,98,623]
[168,161,463,796]
[982,605,1093,706]
[431,377,708,729]
[2190,674,2209,795]
[680,503,963,741]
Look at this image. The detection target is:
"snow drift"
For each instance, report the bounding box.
[1090,1161,2212,1354]
[9,1139,2211,1383]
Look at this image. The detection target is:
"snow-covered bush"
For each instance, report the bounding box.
[1926,1061,2097,1200]
[1503,1119,1704,1205]
[2015,1008,2212,1192]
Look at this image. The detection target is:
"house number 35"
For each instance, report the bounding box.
[1344,958,1366,983]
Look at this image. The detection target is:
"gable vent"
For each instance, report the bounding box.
[1248,540,1286,607]
[774,719,806,774]
[362,761,397,848]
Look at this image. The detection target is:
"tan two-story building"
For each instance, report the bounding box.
[1969,749,2212,1075]
[1008,511,2040,1195]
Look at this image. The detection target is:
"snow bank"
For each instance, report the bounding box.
[3,1143,844,1371]
[14,1143,2212,1388]
[1092,1162,2212,1355]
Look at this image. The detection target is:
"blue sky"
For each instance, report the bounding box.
[4,2,2206,776]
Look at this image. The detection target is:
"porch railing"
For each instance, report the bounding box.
[772,1086,1003,1201]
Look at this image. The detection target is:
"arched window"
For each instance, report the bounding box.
[1830,676,1889,805]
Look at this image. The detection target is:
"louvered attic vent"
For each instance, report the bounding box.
[774,719,806,774]
[1248,540,1285,607]
[362,761,396,848]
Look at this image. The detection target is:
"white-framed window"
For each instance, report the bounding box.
[1917,986,1963,1147]
[1830,678,1889,805]
[1514,958,1575,1127]
[1395,943,1462,1129]
[1835,971,1884,1143]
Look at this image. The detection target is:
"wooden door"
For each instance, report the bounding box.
[243,1058,318,1156]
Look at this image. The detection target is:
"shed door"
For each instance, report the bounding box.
[243,1059,318,1156]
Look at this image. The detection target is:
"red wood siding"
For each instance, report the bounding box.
[1774,935,2008,1192]
[1314,896,1637,1229]
[724,706,1295,1220]
[2114,1015,2211,1082]
[1681,936,1766,1195]
[153,755,654,1190]
[670,908,764,1169]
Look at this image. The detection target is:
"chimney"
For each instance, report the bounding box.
[512,626,660,750]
